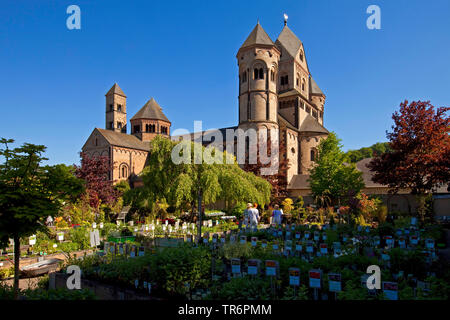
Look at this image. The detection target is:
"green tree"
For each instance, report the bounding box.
[308,132,364,206]
[0,139,83,298]
[127,136,271,232]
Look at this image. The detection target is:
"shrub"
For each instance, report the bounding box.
[215,276,272,300]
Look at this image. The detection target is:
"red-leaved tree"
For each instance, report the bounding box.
[74,152,119,210]
[368,100,450,219]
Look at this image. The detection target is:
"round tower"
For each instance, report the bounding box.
[237,22,280,163]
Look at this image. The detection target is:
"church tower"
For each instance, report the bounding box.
[105,83,127,133]
[237,22,280,160]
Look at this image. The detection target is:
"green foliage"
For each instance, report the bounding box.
[345,142,391,163]
[215,276,272,300]
[68,227,90,250]
[281,198,294,213]
[308,132,364,206]
[132,136,271,216]
[231,202,247,220]
[220,242,253,261]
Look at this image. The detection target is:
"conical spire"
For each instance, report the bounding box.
[239,22,274,50]
[106,83,127,97]
[276,25,303,58]
[130,98,170,122]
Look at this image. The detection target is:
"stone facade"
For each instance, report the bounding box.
[82,84,171,185]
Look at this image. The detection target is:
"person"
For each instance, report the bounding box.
[272,204,283,226]
[243,203,259,231]
[46,215,53,226]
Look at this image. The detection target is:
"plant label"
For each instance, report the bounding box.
[261,240,267,248]
[119,244,124,255]
[220,234,226,243]
[138,246,145,257]
[29,235,36,246]
[240,236,247,244]
[230,235,236,243]
[286,231,291,238]
[134,279,138,288]
[265,260,277,277]
[100,222,104,229]
[320,244,328,254]
[295,242,302,252]
[304,232,310,239]
[272,242,279,250]
[247,259,259,275]
[328,273,342,292]
[309,269,321,288]
[231,258,241,274]
[411,217,417,225]
[410,235,418,245]
[289,268,300,286]
[426,239,434,249]
[382,282,398,300]
[306,242,314,253]
[322,234,327,241]
[295,232,300,239]
[251,237,257,247]
[57,232,64,241]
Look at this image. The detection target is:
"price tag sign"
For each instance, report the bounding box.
[425,239,435,249]
[29,235,36,246]
[385,236,394,247]
[306,241,314,253]
[251,237,258,247]
[309,269,322,288]
[295,232,301,239]
[382,282,398,300]
[261,240,267,248]
[320,243,328,254]
[410,235,419,245]
[231,258,241,274]
[295,242,302,252]
[272,241,279,250]
[247,259,259,275]
[265,260,277,277]
[328,273,342,292]
[240,236,247,244]
[313,233,319,241]
[304,231,310,239]
[398,238,406,249]
[289,268,300,286]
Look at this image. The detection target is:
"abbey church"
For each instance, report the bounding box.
[82,21,329,193]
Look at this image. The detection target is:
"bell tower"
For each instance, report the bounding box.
[237,22,280,167]
[105,83,127,133]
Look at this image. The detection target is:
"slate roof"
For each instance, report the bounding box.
[130,98,170,122]
[239,22,275,50]
[299,114,329,134]
[276,25,302,58]
[105,83,126,98]
[95,128,151,151]
[310,77,324,96]
[355,158,385,188]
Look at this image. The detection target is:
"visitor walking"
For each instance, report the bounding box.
[272,204,283,226]
[244,203,259,231]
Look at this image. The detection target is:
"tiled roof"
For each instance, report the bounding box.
[276,25,302,59]
[95,128,151,151]
[105,83,126,98]
[299,114,329,134]
[310,77,324,96]
[131,98,170,122]
[239,23,274,50]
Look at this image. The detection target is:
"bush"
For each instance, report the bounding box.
[215,276,272,300]
[231,203,247,220]
[68,227,90,250]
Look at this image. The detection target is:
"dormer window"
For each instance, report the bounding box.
[280,75,289,86]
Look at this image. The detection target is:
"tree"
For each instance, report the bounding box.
[0,139,83,298]
[368,100,450,220]
[308,132,365,206]
[129,136,271,234]
[74,152,118,210]
[345,142,391,163]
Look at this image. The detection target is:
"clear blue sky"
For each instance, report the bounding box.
[1,0,449,165]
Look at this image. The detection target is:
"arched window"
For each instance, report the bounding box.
[270,69,275,82]
[254,68,258,80]
[310,149,316,162]
[302,79,305,91]
[254,67,264,80]
[120,164,128,178]
[242,71,247,83]
[95,138,98,146]
[259,68,264,80]
[299,50,304,62]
